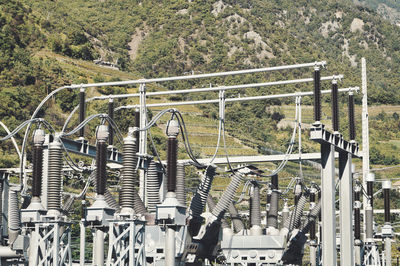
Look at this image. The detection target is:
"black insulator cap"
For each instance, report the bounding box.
[135,109,140,153]
[32,145,43,197]
[167,138,178,192]
[354,208,361,240]
[310,192,315,203]
[348,93,356,140]
[79,89,86,138]
[331,81,339,132]
[108,99,114,146]
[271,174,278,190]
[384,188,390,223]
[367,181,373,207]
[313,67,321,122]
[96,141,107,195]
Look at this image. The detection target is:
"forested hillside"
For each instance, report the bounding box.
[1,0,400,170]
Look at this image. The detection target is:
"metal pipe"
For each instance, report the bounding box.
[349,92,356,140]
[385,237,391,266]
[331,80,339,132]
[94,229,104,266]
[79,88,85,138]
[165,226,175,266]
[116,84,354,110]
[313,66,321,123]
[108,98,114,146]
[69,61,328,89]
[79,220,86,266]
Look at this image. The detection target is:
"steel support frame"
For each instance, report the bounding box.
[106,219,146,266]
[339,152,354,266]
[30,220,72,266]
[310,125,359,266]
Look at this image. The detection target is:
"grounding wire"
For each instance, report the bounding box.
[146,112,167,174]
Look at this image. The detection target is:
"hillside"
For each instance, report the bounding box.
[352,0,400,24]
[1,0,400,170]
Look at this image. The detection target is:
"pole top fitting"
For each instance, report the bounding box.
[332,79,337,85]
[80,85,85,93]
[33,129,45,145]
[314,65,320,71]
[366,172,375,182]
[97,125,109,141]
[382,180,391,190]
[109,97,114,103]
[166,120,179,138]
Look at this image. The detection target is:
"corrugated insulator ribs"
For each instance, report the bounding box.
[147,161,161,212]
[331,80,339,132]
[96,141,107,196]
[176,163,186,206]
[348,92,356,140]
[108,99,114,146]
[47,139,62,212]
[313,67,321,123]
[120,135,136,209]
[32,145,43,198]
[250,182,261,227]
[79,88,85,138]
[212,171,243,220]
[8,188,21,236]
[167,138,178,192]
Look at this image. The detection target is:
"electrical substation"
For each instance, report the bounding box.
[0,58,396,265]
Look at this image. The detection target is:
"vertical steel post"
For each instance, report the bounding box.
[79,87,85,139]
[339,152,354,266]
[139,84,147,202]
[321,143,336,266]
[383,180,392,266]
[361,58,370,236]
[309,187,317,266]
[108,98,114,146]
[79,220,85,266]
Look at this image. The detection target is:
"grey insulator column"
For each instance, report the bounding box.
[108,98,114,146]
[228,202,245,233]
[120,128,146,215]
[176,163,186,206]
[8,187,21,243]
[250,182,262,235]
[267,189,279,230]
[212,172,243,221]
[285,193,308,231]
[146,161,161,212]
[206,195,229,229]
[188,165,217,236]
[300,201,321,233]
[47,137,63,216]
